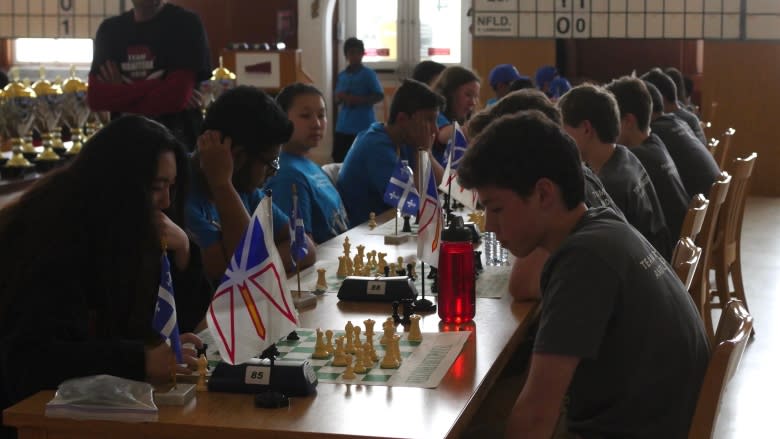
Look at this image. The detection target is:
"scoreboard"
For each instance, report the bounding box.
[0,0,127,39]
[474,0,780,40]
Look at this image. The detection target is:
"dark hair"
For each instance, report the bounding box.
[388,79,445,124]
[411,60,446,86]
[605,76,652,133]
[641,68,677,104]
[557,84,620,143]
[683,76,694,99]
[465,110,493,140]
[203,85,293,157]
[508,77,535,92]
[0,115,188,332]
[432,66,480,122]
[276,82,324,113]
[644,80,665,114]
[458,110,585,209]
[664,67,687,101]
[491,89,561,125]
[343,37,364,55]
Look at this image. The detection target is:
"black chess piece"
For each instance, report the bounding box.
[286,330,300,341]
[391,301,402,325]
[414,262,436,313]
[396,266,406,276]
[384,266,391,277]
[259,344,280,365]
[196,343,208,359]
[402,215,412,233]
[431,275,438,293]
[401,299,414,326]
[406,263,415,280]
[474,250,484,272]
[427,266,437,279]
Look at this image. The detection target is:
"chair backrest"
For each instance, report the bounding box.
[714,128,736,170]
[321,162,343,186]
[672,237,702,291]
[707,138,719,157]
[679,194,710,242]
[715,153,758,264]
[690,172,732,326]
[688,300,753,439]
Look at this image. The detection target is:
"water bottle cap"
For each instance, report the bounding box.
[441,216,471,242]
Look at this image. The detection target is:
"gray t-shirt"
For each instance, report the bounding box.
[652,113,721,199]
[537,207,710,439]
[582,164,625,222]
[673,107,707,145]
[598,145,672,260]
[629,133,689,245]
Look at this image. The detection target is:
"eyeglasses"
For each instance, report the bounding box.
[263,157,280,177]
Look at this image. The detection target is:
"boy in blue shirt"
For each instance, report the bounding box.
[333,37,385,163]
[187,86,316,280]
[337,79,445,227]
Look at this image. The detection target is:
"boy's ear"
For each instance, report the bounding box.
[231,145,246,166]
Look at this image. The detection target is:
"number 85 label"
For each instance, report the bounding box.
[244,366,271,385]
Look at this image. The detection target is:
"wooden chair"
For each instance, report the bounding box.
[714,128,736,170]
[708,153,758,314]
[688,299,753,439]
[690,172,732,342]
[672,237,702,291]
[679,194,710,242]
[707,137,719,157]
[321,162,342,184]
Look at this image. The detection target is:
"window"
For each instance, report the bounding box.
[14,38,93,65]
[343,0,471,73]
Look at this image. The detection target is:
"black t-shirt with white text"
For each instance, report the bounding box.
[673,107,707,145]
[537,207,710,439]
[629,133,689,245]
[582,164,625,221]
[652,113,721,199]
[598,145,671,259]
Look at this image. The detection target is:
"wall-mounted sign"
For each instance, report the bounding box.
[0,0,126,38]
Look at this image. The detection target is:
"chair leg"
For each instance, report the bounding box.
[714,259,731,308]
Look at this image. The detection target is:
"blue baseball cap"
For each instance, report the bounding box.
[535,65,558,89]
[489,64,522,89]
[549,77,572,98]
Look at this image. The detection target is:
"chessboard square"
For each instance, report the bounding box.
[290,346,316,353]
[275,339,299,347]
[400,351,413,358]
[399,340,422,347]
[362,374,392,383]
[317,372,342,380]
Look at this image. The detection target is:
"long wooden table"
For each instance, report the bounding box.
[3,212,538,439]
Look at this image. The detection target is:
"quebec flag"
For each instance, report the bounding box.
[207,196,299,365]
[439,127,479,210]
[289,184,308,266]
[383,159,420,217]
[153,252,183,363]
[443,121,468,170]
[417,150,444,267]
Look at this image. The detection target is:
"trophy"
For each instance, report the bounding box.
[0,68,37,178]
[32,67,65,171]
[199,56,236,117]
[21,78,37,161]
[60,66,90,157]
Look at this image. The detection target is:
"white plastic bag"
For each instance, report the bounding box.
[45,374,158,422]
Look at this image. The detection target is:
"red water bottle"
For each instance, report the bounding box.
[437,216,475,323]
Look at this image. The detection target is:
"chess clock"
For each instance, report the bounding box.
[209,358,319,397]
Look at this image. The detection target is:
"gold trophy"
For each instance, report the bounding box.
[32,67,65,171]
[0,68,37,178]
[21,78,37,160]
[199,56,236,117]
[60,66,90,157]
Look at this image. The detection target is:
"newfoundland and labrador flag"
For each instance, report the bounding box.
[383,160,420,217]
[417,150,443,267]
[207,196,299,365]
[153,251,183,363]
[439,123,478,210]
[443,121,468,170]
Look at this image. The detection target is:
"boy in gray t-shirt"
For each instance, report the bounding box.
[458,111,710,439]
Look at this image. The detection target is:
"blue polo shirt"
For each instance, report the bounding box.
[434,113,452,166]
[334,65,384,135]
[265,152,349,244]
[337,122,416,227]
[187,183,289,250]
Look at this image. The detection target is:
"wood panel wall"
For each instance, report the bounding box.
[703,42,780,196]
[471,39,556,107]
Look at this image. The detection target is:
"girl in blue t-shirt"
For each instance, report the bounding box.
[268,83,350,244]
[431,66,481,166]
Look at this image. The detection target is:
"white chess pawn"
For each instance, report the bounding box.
[337,256,348,279]
[365,340,377,363]
[380,318,394,345]
[353,326,362,347]
[392,334,402,366]
[408,315,422,342]
[345,321,355,353]
[332,336,347,366]
[325,329,335,354]
[364,319,375,339]
[312,328,330,359]
[380,337,400,369]
[342,355,356,379]
[353,347,367,373]
[368,212,377,229]
[315,268,328,292]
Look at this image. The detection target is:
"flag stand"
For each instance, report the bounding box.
[384,209,410,245]
[414,261,436,312]
[289,184,317,310]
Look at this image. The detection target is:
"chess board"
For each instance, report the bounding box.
[293,259,511,299]
[273,328,470,388]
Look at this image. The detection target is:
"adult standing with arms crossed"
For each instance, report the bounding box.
[87,0,211,150]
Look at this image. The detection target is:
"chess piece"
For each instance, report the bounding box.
[361,265,371,276]
[383,266,391,277]
[365,340,378,363]
[353,347,367,373]
[389,263,396,277]
[343,237,353,275]
[332,336,347,366]
[402,215,412,233]
[401,299,414,326]
[368,250,378,269]
[468,210,486,232]
[380,318,394,345]
[353,253,362,273]
[427,266,437,279]
[345,321,355,353]
[312,328,330,359]
[342,355,356,379]
[474,250,484,272]
[325,329,334,355]
[286,331,300,341]
[407,263,415,280]
[356,245,365,265]
[408,314,422,342]
[391,301,401,325]
[368,212,377,229]
[377,252,388,274]
[364,319,375,338]
[380,343,397,369]
[315,268,328,293]
[337,256,348,279]
[392,334,402,366]
[196,354,208,391]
